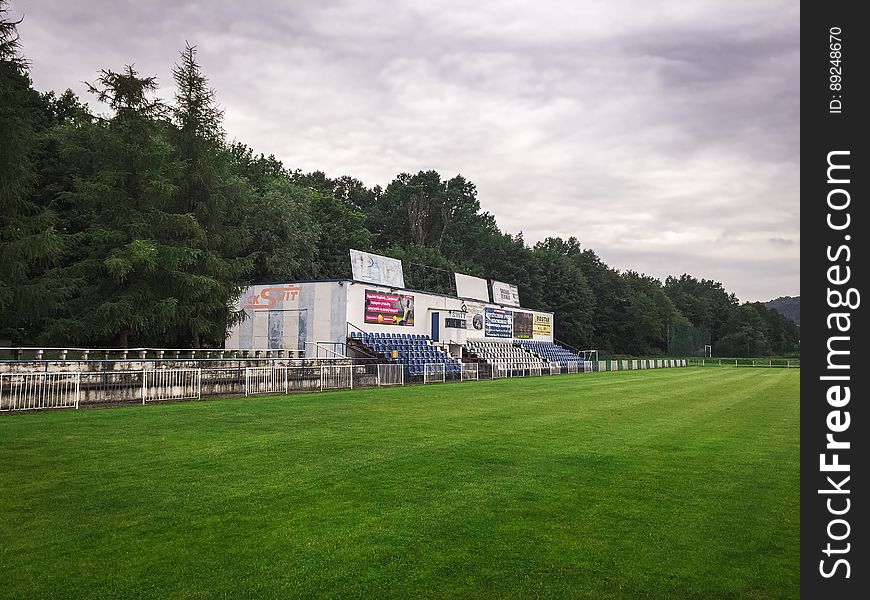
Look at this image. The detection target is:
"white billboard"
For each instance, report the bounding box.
[454,273,489,302]
[491,280,520,307]
[350,249,405,288]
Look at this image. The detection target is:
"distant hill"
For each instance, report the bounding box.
[765,296,800,326]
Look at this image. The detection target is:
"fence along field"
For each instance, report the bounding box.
[0,359,698,412]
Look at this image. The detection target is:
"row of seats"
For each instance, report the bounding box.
[518,341,585,366]
[348,331,462,376]
[465,340,547,371]
[348,332,584,375]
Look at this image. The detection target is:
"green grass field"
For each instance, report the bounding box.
[0,368,799,599]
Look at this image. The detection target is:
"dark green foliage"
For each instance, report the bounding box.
[620,270,690,356]
[0,4,63,339]
[170,44,252,346]
[529,237,594,349]
[663,274,737,342]
[717,302,800,357]
[0,14,798,354]
[240,175,320,281]
[289,170,375,278]
[53,66,196,346]
[385,244,459,295]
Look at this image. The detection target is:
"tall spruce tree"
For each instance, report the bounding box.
[170,43,251,346]
[0,3,63,342]
[55,66,202,346]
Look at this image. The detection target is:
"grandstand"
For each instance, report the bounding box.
[221,251,584,369]
[348,331,461,376]
[2,251,693,412]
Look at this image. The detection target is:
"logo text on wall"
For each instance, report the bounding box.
[242,286,301,309]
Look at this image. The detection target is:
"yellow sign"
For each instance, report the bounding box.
[533,313,552,337]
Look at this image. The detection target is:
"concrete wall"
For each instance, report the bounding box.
[226,281,346,356]
[344,281,554,344]
[226,279,555,354]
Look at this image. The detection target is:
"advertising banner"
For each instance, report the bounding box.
[364,290,414,326]
[491,280,520,307]
[350,249,405,288]
[455,273,490,302]
[533,312,552,338]
[484,307,512,338]
[466,302,486,334]
[513,311,533,339]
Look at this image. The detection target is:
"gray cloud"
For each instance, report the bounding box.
[15,0,799,301]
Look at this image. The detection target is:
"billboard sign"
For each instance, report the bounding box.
[513,311,533,339]
[350,249,405,288]
[455,273,490,302]
[533,313,552,338]
[484,307,512,338]
[491,280,520,307]
[364,290,414,326]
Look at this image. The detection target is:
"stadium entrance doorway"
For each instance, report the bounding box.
[431,312,440,342]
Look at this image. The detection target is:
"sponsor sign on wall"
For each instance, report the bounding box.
[454,273,490,302]
[241,285,300,309]
[467,302,485,333]
[350,249,405,288]
[533,313,552,338]
[513,311,533,339]
[484,307,512,338]
[491,280,520,307]
[364,290,414,326]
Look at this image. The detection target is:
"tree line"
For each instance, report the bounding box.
[0,6,799,356]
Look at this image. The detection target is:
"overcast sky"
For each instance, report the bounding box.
[15,0,799,302]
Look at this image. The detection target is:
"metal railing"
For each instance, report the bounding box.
[377,364,405,386]
[461,363,479,381]
[245,366,288,396]
[423,363,446,384]
[143,369,201,403]
[0,346,306,361]
[0,372,81,411]
[307,341,348,359]
[686,358,800,368]
[1,354,705,413]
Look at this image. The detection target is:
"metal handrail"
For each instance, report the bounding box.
[0,347,306,361]
[346,322,367,337]
[306,341,347,359]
